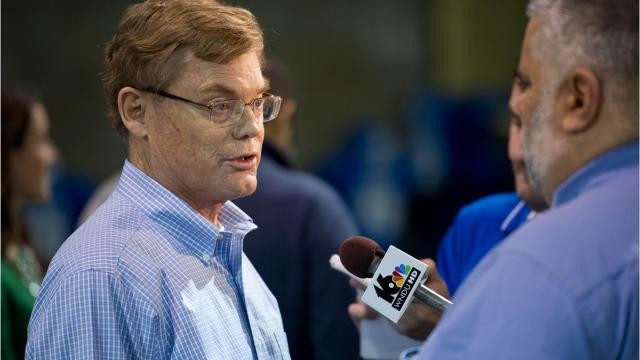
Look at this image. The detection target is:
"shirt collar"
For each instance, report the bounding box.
[116,160,257,257]
[500,200,526,233]
[500,199,536,235]
[552,141,639,207]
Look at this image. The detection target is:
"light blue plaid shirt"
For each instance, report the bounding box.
[26,161,290,359]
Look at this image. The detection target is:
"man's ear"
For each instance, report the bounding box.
[118,87,149,138]
[560,67,602,133]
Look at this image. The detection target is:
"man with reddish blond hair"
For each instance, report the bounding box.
[26,1,290,358]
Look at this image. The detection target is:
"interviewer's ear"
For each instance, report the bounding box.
[560,67,602,133]
[118,87,148,138]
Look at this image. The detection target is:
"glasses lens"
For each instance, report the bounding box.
[209,96,282,124]
[262,96,282,122]
[209,100,242,124]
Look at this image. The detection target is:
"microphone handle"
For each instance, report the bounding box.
[414,284,452,313]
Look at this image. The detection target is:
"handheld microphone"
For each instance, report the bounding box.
[339,236,452,322]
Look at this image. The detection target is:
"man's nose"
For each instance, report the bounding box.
[233,109,262,139]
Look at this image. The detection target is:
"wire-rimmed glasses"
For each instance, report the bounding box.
[143,87,282,125]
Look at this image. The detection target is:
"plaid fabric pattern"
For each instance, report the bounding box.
[26,161,290,359]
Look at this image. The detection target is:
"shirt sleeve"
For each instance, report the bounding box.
[436,223,458,294]
[436,207,472,296]
[418,248,590,360]
[26,269,160,359]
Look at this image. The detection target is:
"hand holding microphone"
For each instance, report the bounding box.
[336,236,451,340]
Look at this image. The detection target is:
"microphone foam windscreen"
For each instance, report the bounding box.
[339,236,384,278]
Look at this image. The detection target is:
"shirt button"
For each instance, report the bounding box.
[202,253,210,262]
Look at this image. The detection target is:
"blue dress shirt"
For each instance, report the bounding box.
[235,143,360,360]
[437,193,532,296]
[419,142,639,359]
[26,161,290,359]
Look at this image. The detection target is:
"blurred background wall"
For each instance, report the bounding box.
[2,0,528,259]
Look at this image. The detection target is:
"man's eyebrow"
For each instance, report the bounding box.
[199,80,272,98]
[199,83,237,97]
[260,79,271,94]
[512,56,527,81]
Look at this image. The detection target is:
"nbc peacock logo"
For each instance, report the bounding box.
[374,263,422,310]
[392,264,412,287]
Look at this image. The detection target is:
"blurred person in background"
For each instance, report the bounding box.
[26,1,290,358]
[234,57,360,360]
[1,87,58,359]
[419,0,638,357]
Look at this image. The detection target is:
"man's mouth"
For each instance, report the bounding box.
[225,153,258,170]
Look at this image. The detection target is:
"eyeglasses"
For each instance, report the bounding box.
[143,87,282,125]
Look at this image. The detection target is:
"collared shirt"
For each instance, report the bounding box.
[436,193,533,296]
[234,143,360,360]
[419,141,639,359]
[26,161,290,359]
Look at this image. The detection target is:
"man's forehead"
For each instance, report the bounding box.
[175,53,266,94]
[522,16,543,58]
[516,15,543,72]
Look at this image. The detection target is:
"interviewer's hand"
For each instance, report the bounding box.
[346,258,450,341]
[393,258,449,340]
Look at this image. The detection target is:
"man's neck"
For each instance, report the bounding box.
[127,147,225,227]
[195,203,225,227]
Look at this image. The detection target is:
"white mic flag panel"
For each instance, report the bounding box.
[361,246,428,323]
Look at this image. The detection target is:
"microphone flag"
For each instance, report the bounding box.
[361,245,428,323]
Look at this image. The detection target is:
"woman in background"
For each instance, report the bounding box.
[1,87,58,359]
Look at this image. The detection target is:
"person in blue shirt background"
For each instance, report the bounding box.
[419,0,638,358]
[437,114,548,296]
[27,1,291,358]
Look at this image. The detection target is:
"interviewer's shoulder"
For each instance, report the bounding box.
[498,178,637,298]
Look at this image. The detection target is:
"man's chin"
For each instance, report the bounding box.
[236,187,257,199]
[228,179,257,200]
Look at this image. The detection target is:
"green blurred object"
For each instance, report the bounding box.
[1,259,38,360]
[426,0,528,93]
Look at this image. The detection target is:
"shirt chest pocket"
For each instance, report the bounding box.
[246,289,290,359]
